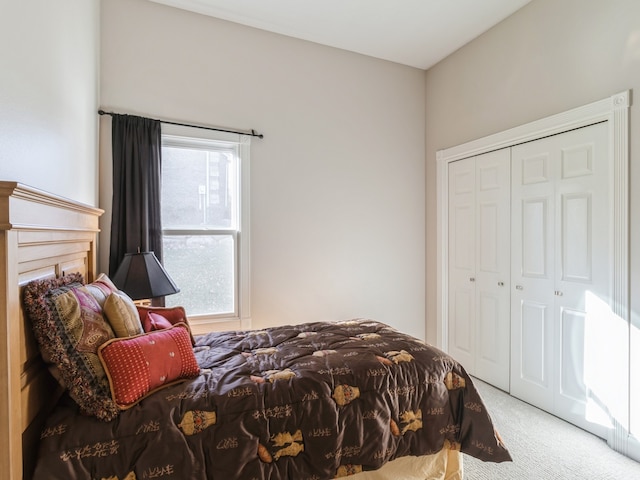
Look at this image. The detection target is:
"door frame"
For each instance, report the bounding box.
[436,90,630,454]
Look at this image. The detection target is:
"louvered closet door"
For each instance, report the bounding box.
[511,122,610,439]
[448,150,510,391]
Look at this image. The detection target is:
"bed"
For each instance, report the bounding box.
[0,181,511,479]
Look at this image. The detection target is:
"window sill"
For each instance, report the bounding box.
[189,316,251,335]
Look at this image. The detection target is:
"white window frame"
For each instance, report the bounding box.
[161,124,251,333]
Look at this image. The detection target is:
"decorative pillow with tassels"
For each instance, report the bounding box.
[22,273,121,421]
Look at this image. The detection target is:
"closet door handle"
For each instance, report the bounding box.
[498,282,504,287]
[469,277,476,282]
[515,285,524,291]
[555,290,563,296]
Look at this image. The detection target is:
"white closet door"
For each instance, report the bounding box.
[448,150,510,391]
[448,157,476,370]
[511,122,610,438]
[474,149,511,391]
[510,140,556,412]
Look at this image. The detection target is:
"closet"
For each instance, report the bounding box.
[446,121,613,440]
[438,91,630,455]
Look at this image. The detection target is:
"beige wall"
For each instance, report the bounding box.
[100,0,427,339]
[424,0,640,444]
[0,0,100,205]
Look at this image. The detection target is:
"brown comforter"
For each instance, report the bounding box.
[33,319,511,479]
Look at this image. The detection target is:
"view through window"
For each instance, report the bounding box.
[161,134,241,318]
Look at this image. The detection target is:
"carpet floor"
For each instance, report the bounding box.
[464,378,640,479]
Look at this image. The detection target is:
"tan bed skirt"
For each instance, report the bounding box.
[348,448,463,480]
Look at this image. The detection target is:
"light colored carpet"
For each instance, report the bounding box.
[464,378,640,479]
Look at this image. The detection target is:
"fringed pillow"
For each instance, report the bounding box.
[23,273,120,421]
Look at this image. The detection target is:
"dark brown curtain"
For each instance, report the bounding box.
[108,114,163,276]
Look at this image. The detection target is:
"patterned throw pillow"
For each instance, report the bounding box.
[23,273,121,421]
[98,323,200,409]
[83,273,120,306]
[103,291,145,337]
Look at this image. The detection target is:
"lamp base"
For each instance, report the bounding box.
[150,297,166,307]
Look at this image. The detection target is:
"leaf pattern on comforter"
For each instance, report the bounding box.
[33,319,511,479]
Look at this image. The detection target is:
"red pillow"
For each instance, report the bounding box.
[137,305,195,345]
[146,312,173,331]
[98,324,200,409]
[138,306,187,330]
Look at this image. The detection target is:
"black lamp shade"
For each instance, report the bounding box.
[112,251,180,300]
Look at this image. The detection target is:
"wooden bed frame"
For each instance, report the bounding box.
[0,181,103,480]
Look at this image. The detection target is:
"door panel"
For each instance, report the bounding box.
[453,205,474,270]
[520,301,548,386]
[555,124,610,439]
[522,153,550,185]
[478,202,499,273]
[452,289,473,355]
[562,193,591,282]
[513,298,553,411]
[512,122,610,439]
[521,198,549,278]
[559,307,587,402]
[448,158,476,369]
[511,142,555,407]
[474,149,511,391]
[477,291,500,361]
[561,143,594,179]
[448,150,510,391]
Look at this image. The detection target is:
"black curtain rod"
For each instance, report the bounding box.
[98,109,264,139]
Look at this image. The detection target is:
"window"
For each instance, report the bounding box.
[160,128,250,330]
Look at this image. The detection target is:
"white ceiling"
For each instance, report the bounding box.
[148,0,533,70]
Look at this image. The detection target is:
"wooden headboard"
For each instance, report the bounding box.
[0,181,103,480]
